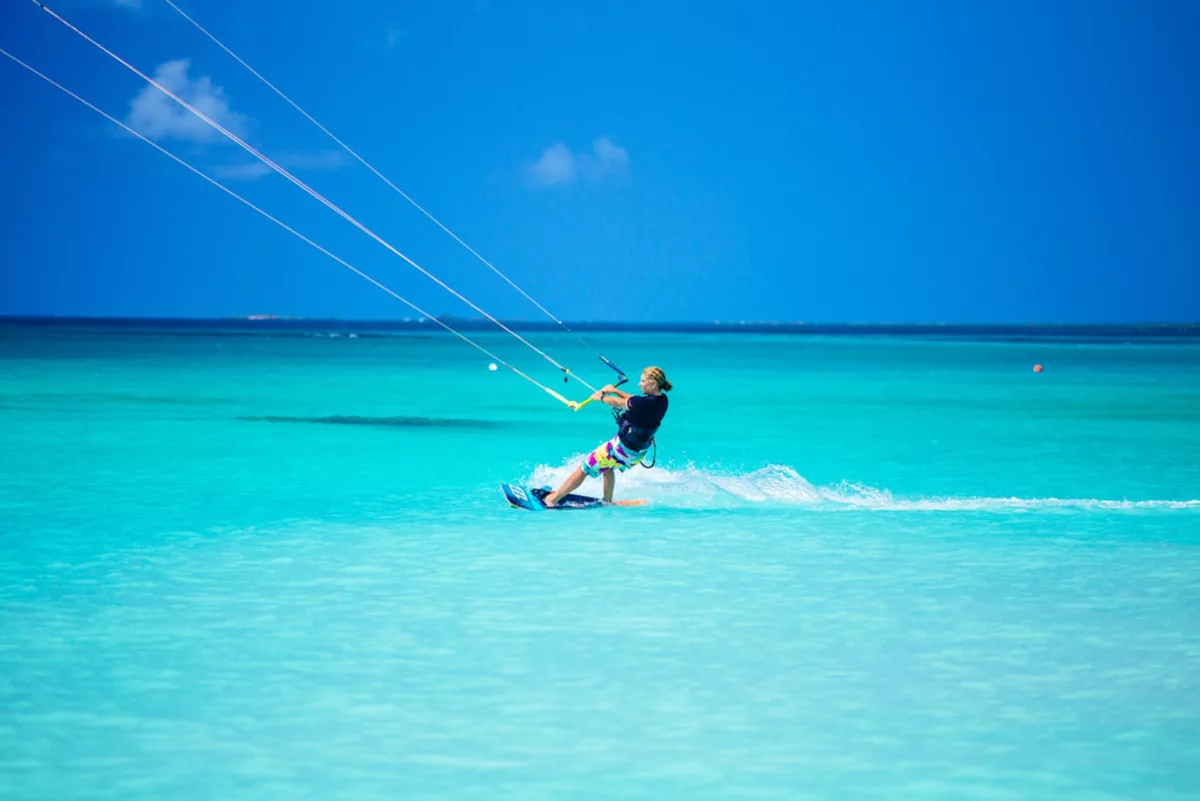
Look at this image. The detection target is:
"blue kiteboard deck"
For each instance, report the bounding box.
[500,484,645,511]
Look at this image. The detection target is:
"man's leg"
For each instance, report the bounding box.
[602,470,615,503]
[544,466,586,507]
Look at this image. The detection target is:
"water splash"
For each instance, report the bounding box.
[527,460,1200,512]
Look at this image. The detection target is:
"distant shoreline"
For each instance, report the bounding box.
[2,316,1198,340]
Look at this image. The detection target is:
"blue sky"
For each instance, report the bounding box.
[1,0,1197,322]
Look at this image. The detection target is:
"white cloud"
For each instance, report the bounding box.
[525,142,577,187]
[127,59,247,144]
[112,0,141,7]
[524,137,628,189]
[214,150,349,182]
[385,29,404,52]
[582,136,629,181]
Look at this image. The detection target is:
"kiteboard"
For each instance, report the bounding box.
[500,484,646,511]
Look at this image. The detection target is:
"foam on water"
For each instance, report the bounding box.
[529,460,1200,512]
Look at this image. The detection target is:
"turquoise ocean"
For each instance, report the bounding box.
[2,320,1199,800]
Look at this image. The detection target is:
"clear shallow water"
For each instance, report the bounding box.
[2,324,1199,799]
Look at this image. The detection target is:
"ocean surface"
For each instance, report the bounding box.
[2,320,1198,800]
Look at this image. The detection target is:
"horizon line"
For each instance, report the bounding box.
[1,314,1198,329]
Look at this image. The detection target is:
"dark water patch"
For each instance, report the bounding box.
[236,414,506,430]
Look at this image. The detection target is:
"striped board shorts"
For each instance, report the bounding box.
[582,434,647,478]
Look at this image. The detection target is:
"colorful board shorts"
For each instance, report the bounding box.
[582,435,647,478]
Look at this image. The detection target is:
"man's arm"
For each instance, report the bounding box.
[602,394,629,410]
[601,385,633,401]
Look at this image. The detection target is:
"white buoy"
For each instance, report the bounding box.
[488,363,498,371]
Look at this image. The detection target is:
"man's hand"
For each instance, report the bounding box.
[590,390,605,402]
[601,384,617,394]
